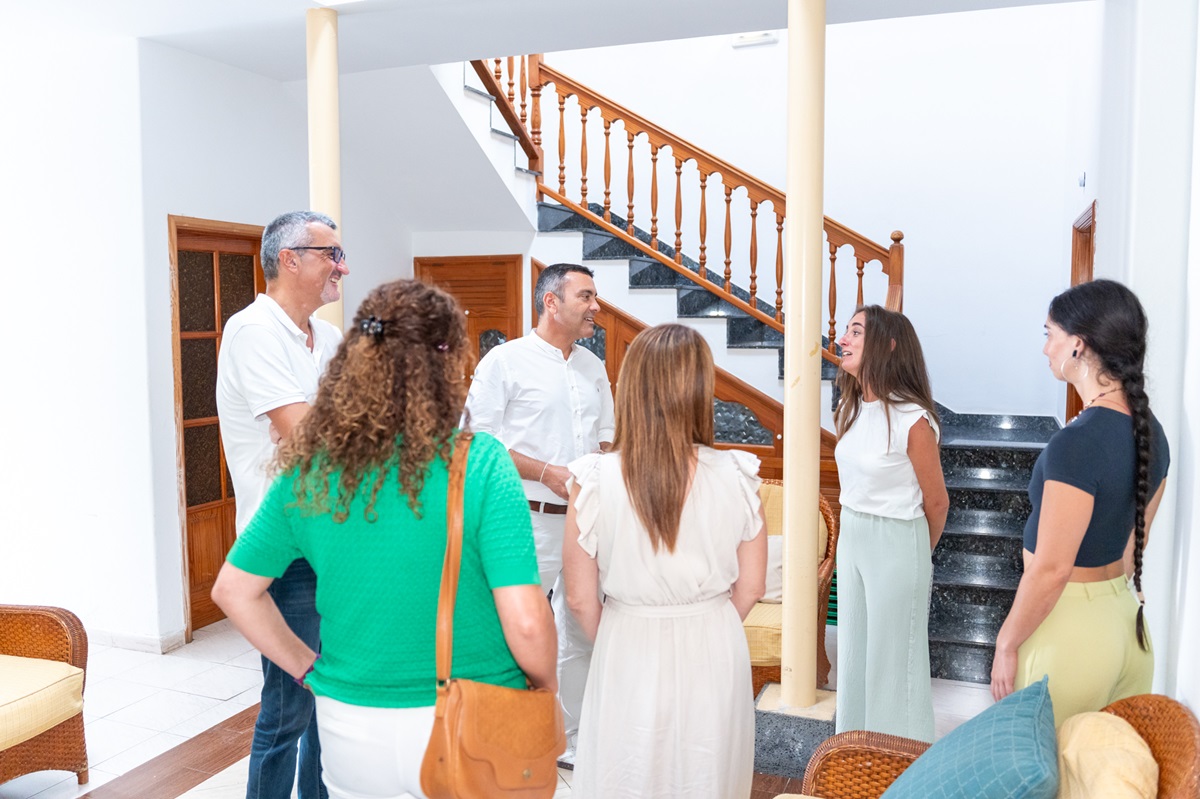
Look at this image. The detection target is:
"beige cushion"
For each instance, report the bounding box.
[743,602,783,667]
[1056,711,1158,799]
[758,482,827,560]
[0,654,84,750]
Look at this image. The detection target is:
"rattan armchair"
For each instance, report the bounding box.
[749,482,839,695]
[0,605,89,786]
[799,694,1200,799]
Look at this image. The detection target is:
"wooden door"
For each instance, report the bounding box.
[413,255,523,371]
[169,217,265,636]
[1067,201,1096,420]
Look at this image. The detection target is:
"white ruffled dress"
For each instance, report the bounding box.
[567,446,763,799]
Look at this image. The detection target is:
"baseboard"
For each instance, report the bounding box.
[89,627,188,654]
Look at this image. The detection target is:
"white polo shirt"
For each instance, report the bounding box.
[465,330,615,504]
[217,293,342,533]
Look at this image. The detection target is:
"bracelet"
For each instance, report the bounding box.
[538,461,550,483]
[294,653,320,687]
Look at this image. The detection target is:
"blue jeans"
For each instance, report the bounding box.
[247,559,328,799]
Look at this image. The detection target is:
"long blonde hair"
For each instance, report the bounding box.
[612,324,714,552]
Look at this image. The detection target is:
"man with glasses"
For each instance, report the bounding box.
[217,210,349,799]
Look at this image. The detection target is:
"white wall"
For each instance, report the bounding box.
[137,40,314,649]
[1096,0,1200,701]
[546,1,1102,418]
[0,28,157,643]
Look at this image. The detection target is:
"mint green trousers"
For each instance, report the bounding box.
[835,507,935,742]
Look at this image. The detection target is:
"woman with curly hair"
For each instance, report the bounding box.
[213,279,556,799]
[991,279,1170,726]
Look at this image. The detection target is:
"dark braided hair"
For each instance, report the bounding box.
[1048,279,1152,650]
[274,279,472,520]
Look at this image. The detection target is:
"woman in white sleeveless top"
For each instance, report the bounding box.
[833,306,948,742]
[562,324,767,799]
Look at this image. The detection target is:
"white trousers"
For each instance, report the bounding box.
[313,696,434,799]
[534,511,593,743]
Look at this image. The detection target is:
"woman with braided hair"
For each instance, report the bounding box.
[214,279,556,799]
[991,279,1170,726]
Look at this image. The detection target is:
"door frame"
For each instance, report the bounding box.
[168,214,265,640]
[1066,201,1096,420]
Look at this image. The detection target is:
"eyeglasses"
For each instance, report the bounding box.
[288,245,346,264]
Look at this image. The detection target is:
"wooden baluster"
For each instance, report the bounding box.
[579,107,589,206]
[856,257,866,306]
[888,231,905,311]
[827,242,838,351]
[602,118,612,222]
[519,57,528,127]
[650,145,659,249]
[674,156,683,264]
[626,131,636,233]
[557,93,566,196]
[698,172,708,274]
[493,58,502,83]
[748,200,759,307]
[506,57,515,107]
[775,212,784,320]
[723,186,733,291]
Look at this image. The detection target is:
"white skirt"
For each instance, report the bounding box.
[572,595,754,799]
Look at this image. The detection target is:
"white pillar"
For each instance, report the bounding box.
[307,7,344,328]
[780,0,825,709]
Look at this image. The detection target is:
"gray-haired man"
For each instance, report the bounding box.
[217,211,349,799]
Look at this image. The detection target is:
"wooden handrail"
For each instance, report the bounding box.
[487,54,905,371]
[470,59,541,172]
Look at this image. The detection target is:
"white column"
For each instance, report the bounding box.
[780,0,825,709]
[307,7,344,328]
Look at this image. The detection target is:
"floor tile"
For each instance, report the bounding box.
[30,770,118,799]
[83,677,162,721]
[224,649,262,670]
[104,689,223,732]
[229,686,262,707]
[118,656,213,691]
[169,664,263,702]
[86,648,163,681]
[166,699,254,738]
[177,757,247,798]
[167,634,254,664]
[94,732,189,775]
[0,771,68,799]
[82,718,161,766]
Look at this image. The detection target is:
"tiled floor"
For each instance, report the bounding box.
[0,620,263,799]
[2,624,994,799]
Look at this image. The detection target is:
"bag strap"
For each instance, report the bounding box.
[434,432,473,695]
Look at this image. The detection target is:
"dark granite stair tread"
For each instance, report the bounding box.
[933,563,1021,591]
[941,431,1050,450]
[928,616,1003,646]
[942,508,1025,539]
[944,473,1029,493]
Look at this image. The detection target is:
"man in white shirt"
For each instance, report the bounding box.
[465,262,615,766]
[216,211,348,799]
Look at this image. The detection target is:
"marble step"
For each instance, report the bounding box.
[930,640,994,684]
[928,612,1005,648]
[935,406,1060,442]
[934,532,1023,573]
[948,485,1032,518]
[942,507,1025,540]
[944,469,1030,494]
[940,444,1041,481]
[933,557,1022,592]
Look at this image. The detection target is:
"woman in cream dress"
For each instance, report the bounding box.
[563,324,767,799]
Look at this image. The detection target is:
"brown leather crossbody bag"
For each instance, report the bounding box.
[420,432,566,799]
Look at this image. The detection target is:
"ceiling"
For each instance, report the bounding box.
[23,0,1088,82]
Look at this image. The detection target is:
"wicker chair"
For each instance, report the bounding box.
[799,694,1200,799]
[748,481,839,696]
[0,605,89,786]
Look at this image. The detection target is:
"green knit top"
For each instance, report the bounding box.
[227,431,539,708]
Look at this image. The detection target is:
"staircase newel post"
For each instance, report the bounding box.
[528,54,544,180]
[887,230,905,311]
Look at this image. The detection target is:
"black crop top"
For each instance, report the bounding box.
[1024,407,1170,567]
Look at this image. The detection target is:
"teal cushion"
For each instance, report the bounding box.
[881,677,1058,799]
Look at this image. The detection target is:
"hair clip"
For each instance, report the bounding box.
[360,315,385,342]
[435,341,450,353]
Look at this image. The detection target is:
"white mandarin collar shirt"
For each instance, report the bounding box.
[465,330,615,503]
